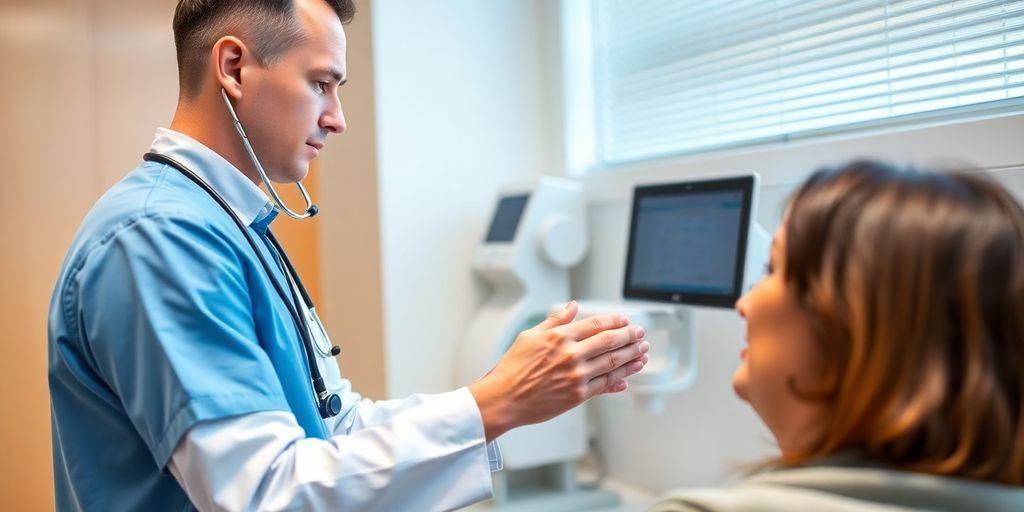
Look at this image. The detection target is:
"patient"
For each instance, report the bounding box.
[652,161,1024,511]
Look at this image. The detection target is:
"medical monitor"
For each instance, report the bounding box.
[623,176,756,308]
[485,194,530,243]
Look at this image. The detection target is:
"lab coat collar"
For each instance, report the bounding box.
[149,127,273,228]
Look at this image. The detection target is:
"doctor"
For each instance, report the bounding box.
[47,1,650,511]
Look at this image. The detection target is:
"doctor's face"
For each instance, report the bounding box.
[238,0,348,183]
[732,225,826,455]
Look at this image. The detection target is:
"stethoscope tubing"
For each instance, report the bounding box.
[266,234,339,358]
[220,89,318,220]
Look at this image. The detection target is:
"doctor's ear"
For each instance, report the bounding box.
[212,36,247,100]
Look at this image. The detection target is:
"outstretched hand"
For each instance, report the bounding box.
[468,301,650,441]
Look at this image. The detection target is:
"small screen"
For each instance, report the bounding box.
[485,194,530,242]
[624,177,754,308]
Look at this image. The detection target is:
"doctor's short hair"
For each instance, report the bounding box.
[173,0,356,97]
[780,160,1024,485]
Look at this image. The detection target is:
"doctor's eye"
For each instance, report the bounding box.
[314,81,329,94]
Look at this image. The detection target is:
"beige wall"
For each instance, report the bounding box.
[317,0,387,400]
[0,1,375,508]
[0,2,98,509]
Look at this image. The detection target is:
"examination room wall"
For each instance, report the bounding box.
[370,0,565,398]
[0,1,347,507]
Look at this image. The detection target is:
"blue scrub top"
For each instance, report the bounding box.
[48,129,329,511]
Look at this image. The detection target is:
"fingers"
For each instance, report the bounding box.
[581,339,649,380]
[556,314,632,342]
[585,353,649,397]
[573,324,646,361]
[532,300,579,331]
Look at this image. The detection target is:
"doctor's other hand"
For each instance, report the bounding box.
[468,300,650,441]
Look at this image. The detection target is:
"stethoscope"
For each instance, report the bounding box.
[145,151,343,419]
[217,88,319,220]
[139,89,343,418]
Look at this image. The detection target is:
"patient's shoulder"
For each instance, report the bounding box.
[649,463,1024,512]
[649,482,886,512]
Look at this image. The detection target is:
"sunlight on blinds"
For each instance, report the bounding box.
[592,0,1024,165]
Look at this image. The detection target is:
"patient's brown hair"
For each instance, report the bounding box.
[781,160,1024,485]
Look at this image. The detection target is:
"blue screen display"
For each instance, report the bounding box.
[627,190,744,296]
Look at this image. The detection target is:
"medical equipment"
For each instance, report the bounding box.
[623,175,769,307]
[142,152,343,419]
[580,174,770,413]
[457,177,619,511]
[221,88,319,220]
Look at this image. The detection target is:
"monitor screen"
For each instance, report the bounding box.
[623,176,754,308]
[485,194,530,242]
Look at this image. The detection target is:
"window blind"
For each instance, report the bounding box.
[591,0,1024,166]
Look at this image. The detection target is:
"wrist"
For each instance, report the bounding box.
[468,377,515,441]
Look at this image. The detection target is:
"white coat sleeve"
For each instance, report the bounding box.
[167,387,494,512]
[327,384,503,472]
[315,341,503,473]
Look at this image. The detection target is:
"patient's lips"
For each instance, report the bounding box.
[741,347,748,359]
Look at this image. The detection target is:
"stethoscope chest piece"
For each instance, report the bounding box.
[320,393,342,418]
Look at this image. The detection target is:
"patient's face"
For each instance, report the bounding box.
[733,224,826,455]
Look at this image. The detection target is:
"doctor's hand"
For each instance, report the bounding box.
[468,301,650,441]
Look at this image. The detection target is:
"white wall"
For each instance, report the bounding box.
[371,0,563,397]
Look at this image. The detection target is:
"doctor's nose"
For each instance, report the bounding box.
[321,97,346,134]
[321,110,346,134]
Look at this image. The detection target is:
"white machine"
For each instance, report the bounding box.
[458,174,771,510]
[457,176,618,510]
[579,174,771,412]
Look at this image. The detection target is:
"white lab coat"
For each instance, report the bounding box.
[168,293,501,512]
